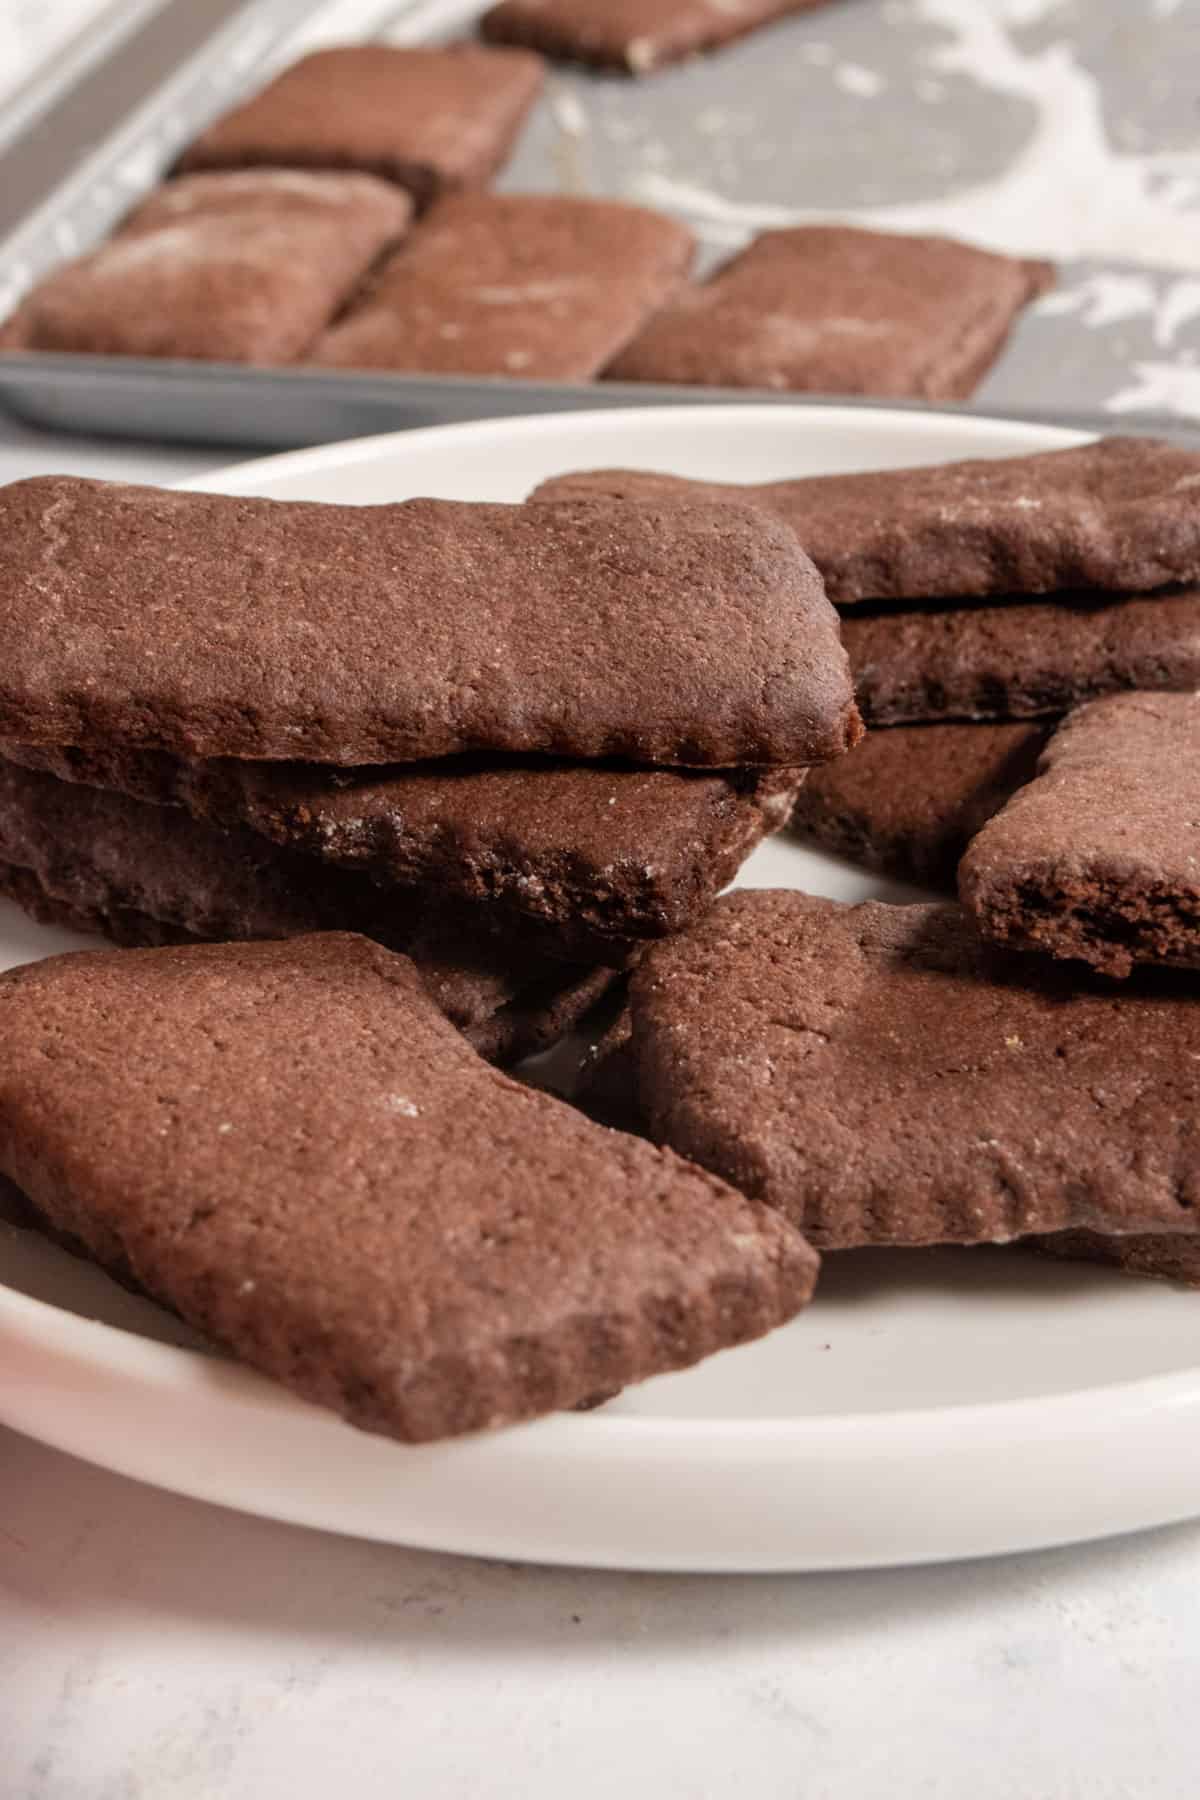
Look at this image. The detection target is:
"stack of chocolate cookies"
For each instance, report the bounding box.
[534,435,1200,889]
[0,472,860,1065]
[539,437,1200,1284]
[0,471,869,1441]
[4,441,1198,1447]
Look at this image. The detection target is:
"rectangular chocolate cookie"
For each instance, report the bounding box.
[842,587,1200,726]
[480,0,830,73]
[0,933,817,1440]
[3,742,799,969]
[312,192,694,379]
[628,889,1200,1249]
[175,45,545,207]
[531,437,1200,604]
[604,225,1053,399]
[789,721,1048,891]
[0,170,410,364]
[1030,1230,1200,1288]
[960,691,1200,978]
[0,478,859,769]
[0,756,612,1065]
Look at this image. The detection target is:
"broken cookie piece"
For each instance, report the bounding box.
[960,691,1200,978]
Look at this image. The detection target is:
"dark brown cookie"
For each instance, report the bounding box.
[604,226,1053,398]
[629,889,1200,1249]
[531,437,1200,604]
[3,741,800,968]
[175,44,545,207]
[0,857,192,950]
[0,478,859,769]
[480,0,830,73]
[0,757,612,1064]
[116,168,410,233]
[960,691,1200,978]
[0,932,818,1440]
[312,192,694,379]
[575,1006,642,1131]
[1030,1230,1200,1288]
[0,170,410,364]
[789,721,1048,890]
[842,587,1200,726]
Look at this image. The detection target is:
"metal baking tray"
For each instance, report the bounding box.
[0,0,1188,448]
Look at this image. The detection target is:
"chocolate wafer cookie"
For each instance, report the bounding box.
[0,170,411,364]
[0,933,817,1440]
[629,889,1200,1249]
[312,192,694,379]
[960,692,1200,978]
[0,756,612,1064]
[0,478,859,769]
[480,0,831,73]
[1031,1230,1200,1288]
[175,45,545,207]
[789,721,1048,890]
[842,588,1200,726]
[604,226,1053,399]
[531,437,1200,604]
[4,742,800,967]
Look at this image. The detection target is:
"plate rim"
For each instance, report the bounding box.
[176,399,1090,496]
[5,1268,1200,1447]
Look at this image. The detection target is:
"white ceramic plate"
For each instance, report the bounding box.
[4,404,1200,1574]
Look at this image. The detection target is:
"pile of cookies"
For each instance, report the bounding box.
[537,437,1200,885]
[2,436,1197,1447]
[0,470,861,1440]
[544,434,1200,1280]
[0,33,1052,398]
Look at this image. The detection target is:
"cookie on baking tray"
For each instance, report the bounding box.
[604,226,1053,399]
[313,193,694,380]
[0,169,410,364]
[176,44,545,206]
[480,0,833,74]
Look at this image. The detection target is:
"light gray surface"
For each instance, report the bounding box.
[500,0,1200,418]
[4,1420,1200,1800]
[4,0,1200,443]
